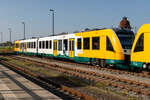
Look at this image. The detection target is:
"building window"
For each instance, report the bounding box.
[83,38,90,50]
[46,41,48,49]
[77,38,81,50]
[106,36,114,51]
[134,33,144,52]
[58,40,62,51]
[49,40,52,49]
[92,37,99,50]
[63,39,68,51]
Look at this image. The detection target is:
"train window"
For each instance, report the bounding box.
[29,42,30,48]
[72,40,74,51]
[58,40,62,51]
[134,33,144,52]
[63,39,68,51]
[83,38,90,50]
[31,42,33,48]
[30,42,32,48]
[49,40,52,49]
[77,38,81,50]
[33,42,34,48]
[46,41,48,49]
[32,42,33,48]
[16,43,18,48]
[42,41,45,49]
[28,42,30,48]
[39,41,41,49]
[27,42,28,48]
[34,42,36,48]
[53,41,55,50]
[22,43,24,48]
[92,37,100,50]
[106,36,114,52]
[69,40,71,51]
[29,42,31,48]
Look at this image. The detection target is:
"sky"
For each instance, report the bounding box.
[0,0,150,42]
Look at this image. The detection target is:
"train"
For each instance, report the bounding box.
[131,23,150,71]
[14,27,136,70]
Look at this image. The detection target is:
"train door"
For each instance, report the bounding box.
[24,42,27,54]
[19,43,21,52]
[53,40,57,56]
[69,39,75,57]
[21,43,24,53]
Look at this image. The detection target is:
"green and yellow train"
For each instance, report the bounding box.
[14,28,135,69]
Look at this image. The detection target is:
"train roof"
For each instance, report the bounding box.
[39,33,75,40]
[112,28,134,36]
[137,23,150,33]
[112,28,133,33]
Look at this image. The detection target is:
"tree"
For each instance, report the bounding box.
[119,17,131,29]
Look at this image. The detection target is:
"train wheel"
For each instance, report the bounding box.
[100,59,106,67]
[90,59,96,66]
[147,64,150,72]
[91,59,100,66]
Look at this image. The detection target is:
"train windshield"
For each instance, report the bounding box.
[116,31,134,49]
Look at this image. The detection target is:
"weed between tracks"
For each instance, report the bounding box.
[2,56,142,100]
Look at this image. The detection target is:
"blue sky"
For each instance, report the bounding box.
[0,0,150,42]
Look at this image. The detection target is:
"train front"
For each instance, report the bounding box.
[113,28,134,68]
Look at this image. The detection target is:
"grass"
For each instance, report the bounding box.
[0,46,14,53]
[4,57,88,87]
[95,82,107,88]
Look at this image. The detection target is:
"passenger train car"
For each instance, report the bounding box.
[14,28,134,68]
[131,24,150,71]
[14,40,20,53]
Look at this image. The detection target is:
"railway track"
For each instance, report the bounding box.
[0,57,97,100]
[5,55,150,96]
[22,55,150,78]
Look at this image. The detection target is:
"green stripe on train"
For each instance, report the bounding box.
[20,51,128,69]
